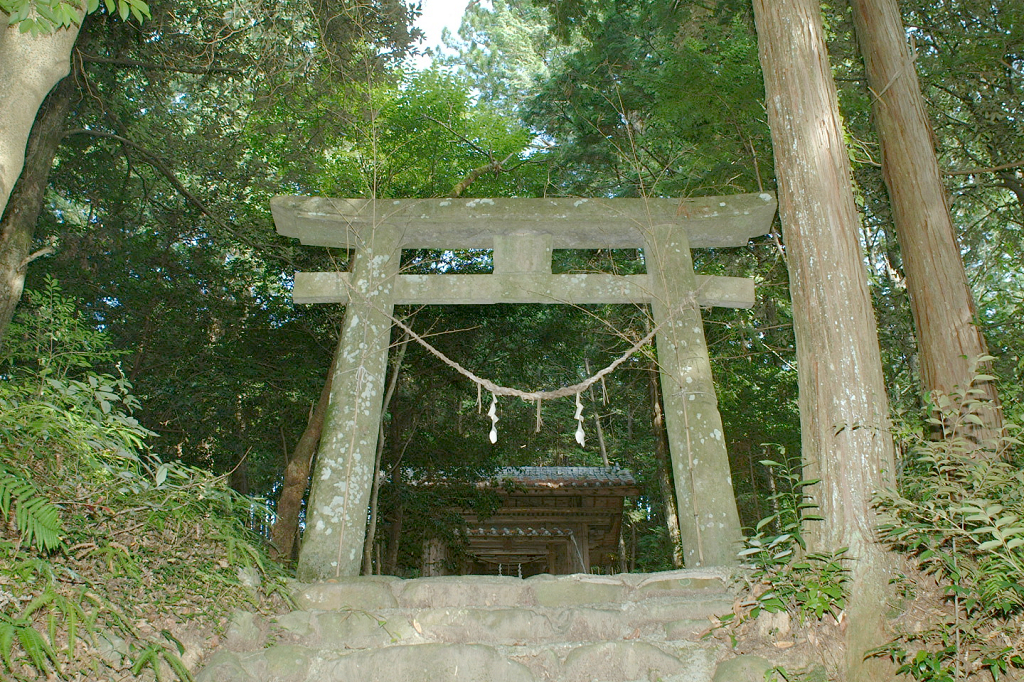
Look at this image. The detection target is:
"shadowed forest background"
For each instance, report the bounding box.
[1,0,1023,679]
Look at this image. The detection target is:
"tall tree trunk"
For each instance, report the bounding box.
[0,75,75,343]
[270,357,336,560]
[752,1,898,679]
[0,15,81,222]
[648,363,683,569]
[848,0,1001,443]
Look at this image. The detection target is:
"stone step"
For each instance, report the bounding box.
[293,568,733,612]
[196,570,740,682]
[271,600,728,649]
[199,639,722,682]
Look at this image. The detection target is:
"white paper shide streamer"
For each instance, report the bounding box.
[574,392,586,447]
[487,394,499,444]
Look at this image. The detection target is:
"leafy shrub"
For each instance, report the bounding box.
[3,274,124,384]
[0,280,287,680]
[721,450,849,627]
[871,366,1024,681]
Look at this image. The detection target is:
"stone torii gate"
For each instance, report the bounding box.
[271,193,778,580]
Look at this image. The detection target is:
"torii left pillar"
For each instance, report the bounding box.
[296,226,401,580]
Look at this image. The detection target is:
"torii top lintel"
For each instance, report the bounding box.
[270,193,778,251]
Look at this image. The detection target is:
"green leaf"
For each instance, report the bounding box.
[129,0,150,19]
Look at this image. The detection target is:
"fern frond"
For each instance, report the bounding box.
[163,649,195,682]
[20,589,56,619]
[131,643,162,680]
[14,621,61,674]
[65,605,78,656]
[0,467,64,552]
[0,619,15,672]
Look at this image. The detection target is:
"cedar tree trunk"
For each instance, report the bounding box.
[0,74,75,343]
[752,1,898,679]
[849,0,1001,442]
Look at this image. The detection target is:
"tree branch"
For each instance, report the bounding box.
[18,245,55,271]
[422,114,490,157]
[77,53,244,75]
[448,151,517,198]
[64,128,234,233]
[946,160,1024,176]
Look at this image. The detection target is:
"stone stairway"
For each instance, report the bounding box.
[197,569,761,682]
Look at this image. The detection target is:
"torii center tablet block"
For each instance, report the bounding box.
[271,194,779,580]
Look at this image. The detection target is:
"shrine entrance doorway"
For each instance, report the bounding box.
[271,194,778,580]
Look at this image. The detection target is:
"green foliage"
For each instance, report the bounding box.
[439,0,565,110]
[2,280,154,467]
[0,0,149,35]
[0,281,286,680]
[723,453,849,627]
[0,613,60,676]
[871,371,1024,681]
[5,275,124,383]
[523,0,771,197]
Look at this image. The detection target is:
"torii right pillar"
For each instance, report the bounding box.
[645,224,743,567]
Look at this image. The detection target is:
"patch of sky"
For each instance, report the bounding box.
[406,0,474,72]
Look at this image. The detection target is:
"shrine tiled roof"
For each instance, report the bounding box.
[492,466,637,488]
[466,526,574,538]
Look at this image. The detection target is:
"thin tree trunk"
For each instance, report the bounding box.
[618,523,628,573]
[0,15,81,221]
[585,359,609,466]
[848,0,1001,443]
[648,362,683,569]
[229,455,250,496]
[752,1,898,679]
[384,467,404,574]
[270,356,336,560]
[0,75,75,343]
[747,446,762,523]
[362,334,408,574]
[629,520,636,573]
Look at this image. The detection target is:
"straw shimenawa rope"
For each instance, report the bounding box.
[340,268,696,402]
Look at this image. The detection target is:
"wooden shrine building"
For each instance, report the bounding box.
[454,466,640,577]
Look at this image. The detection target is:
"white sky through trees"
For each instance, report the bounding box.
[412,0,473,68]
